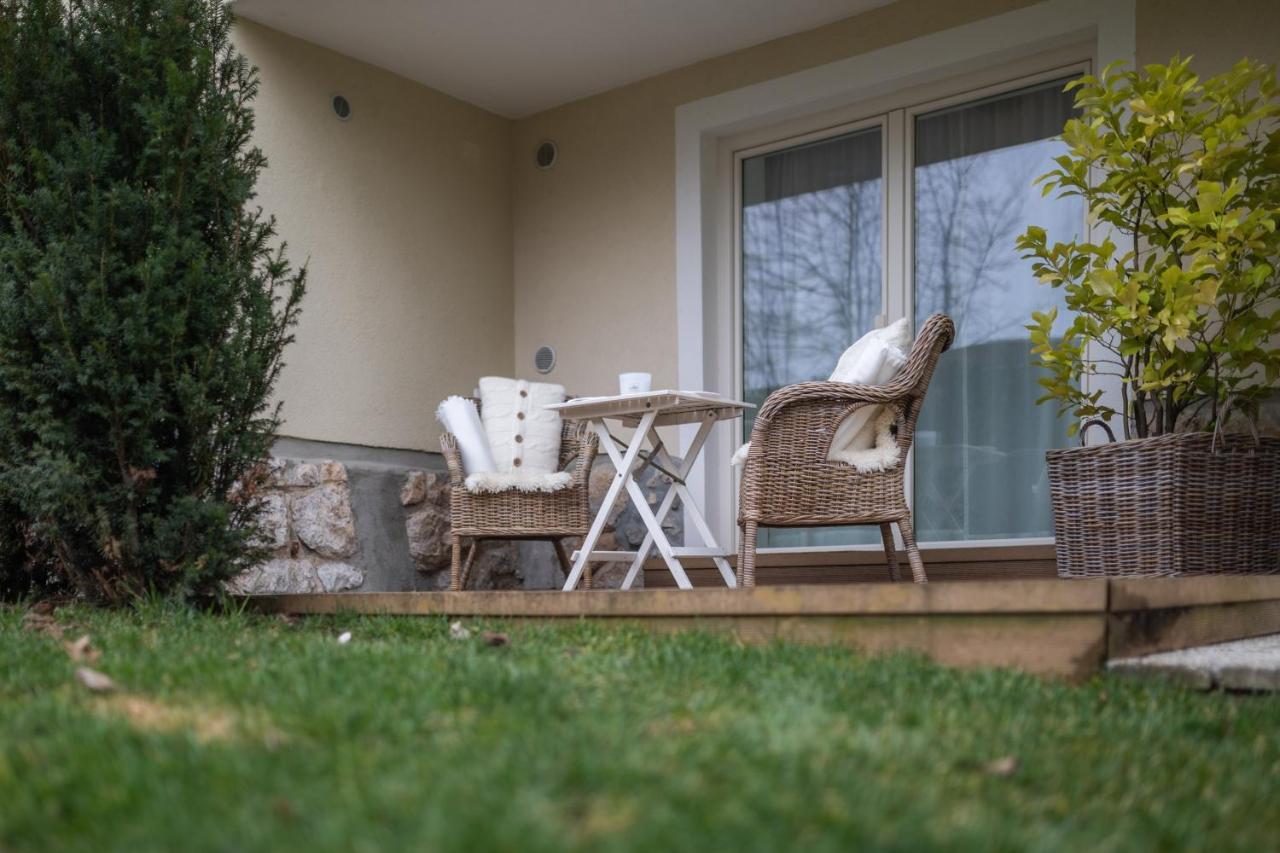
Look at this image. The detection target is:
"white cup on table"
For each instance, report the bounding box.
[619,372,652,395]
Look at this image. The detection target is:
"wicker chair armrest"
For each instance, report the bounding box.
[745,391,900,470]
[569,426,599,489]
[754,381,911,429]
[439,432,465,487]
[751,313,954,449]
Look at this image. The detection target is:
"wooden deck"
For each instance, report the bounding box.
[641,543,1059,587]
[244,573,1280,680]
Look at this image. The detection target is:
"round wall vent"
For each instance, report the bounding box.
[533,345,556,374]
[331,94,352,121]
[535,140,557,170]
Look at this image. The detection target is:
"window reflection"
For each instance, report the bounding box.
[913,79,1081,541]
[741,127,883,547]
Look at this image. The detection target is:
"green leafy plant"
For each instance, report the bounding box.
[0,0,305,602]
[1019,57,1280,439]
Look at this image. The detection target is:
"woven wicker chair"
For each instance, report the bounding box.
[737,314,956,587]
[440,401,598,591]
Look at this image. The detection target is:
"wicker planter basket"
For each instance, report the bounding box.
[1046,427,1280,578]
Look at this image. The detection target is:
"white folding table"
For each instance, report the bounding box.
[546,391,751,591]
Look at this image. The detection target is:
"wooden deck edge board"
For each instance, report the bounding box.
[635,614,1107,680]
[238,600,1109,678]
[245,579,1106,617]
[1108,576,1280,610]
[1107,598,1280,658]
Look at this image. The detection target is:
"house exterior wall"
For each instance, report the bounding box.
[510,0,1036,397]
[235,21,513,454]
[237,2,1280,455]
[230,2,1278,592]
[510,0,1280,399]
[1137,0,1280,76]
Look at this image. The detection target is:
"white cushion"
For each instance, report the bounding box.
[435,396,497,475]
[478,377,565,475]
[731,318,912,471]
[826,318,911,460]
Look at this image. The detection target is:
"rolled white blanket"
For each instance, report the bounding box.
[436,396,497,475]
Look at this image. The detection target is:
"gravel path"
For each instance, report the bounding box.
[1108,634,1280,691]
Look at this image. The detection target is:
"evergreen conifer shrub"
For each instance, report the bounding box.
[0,0,305,601]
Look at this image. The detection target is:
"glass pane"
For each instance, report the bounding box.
[913,78,1081,542]
[741,126,882,547]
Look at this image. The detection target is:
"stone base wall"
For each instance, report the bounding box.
[226,459,364,595]
[399,470,521,590]
[224,444,685,594]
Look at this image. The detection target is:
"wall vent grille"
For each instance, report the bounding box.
[534,346,556,374]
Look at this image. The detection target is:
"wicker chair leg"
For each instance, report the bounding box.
[459,541,480,590]
[552,538,573,580]
[879,523,901,582]
[582,561,593,591]
[739,521,758,589]
[449,535,463,591]
[897,517,927,584]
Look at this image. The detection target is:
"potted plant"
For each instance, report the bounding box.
[1018,57,1280,578]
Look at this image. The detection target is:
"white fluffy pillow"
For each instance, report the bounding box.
[826,318,911,460]
[478,377,565,475]
[731,318,912,472]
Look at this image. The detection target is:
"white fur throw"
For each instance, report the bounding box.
[464,470,573,494]
[732,318,912,473]
[478,377,565,475]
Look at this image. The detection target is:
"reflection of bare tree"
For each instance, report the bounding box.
[742,143,1048,408]
[743,178,882,400]
[911,142,1079,542]
[914,147,1042,346]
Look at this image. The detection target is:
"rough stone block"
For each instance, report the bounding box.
[253,493,290,550]
[406,506,451,571]
[231,558,322,595]
[465,541,521,590]
[317,562,364,592]
[291,483,358,558]
[279,461,322,488]
[401,470,430,506]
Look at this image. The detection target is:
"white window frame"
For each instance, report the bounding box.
[674,0,1135,551]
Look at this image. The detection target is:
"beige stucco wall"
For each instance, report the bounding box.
[237,1,1280,452]
[511,0,1280,400]
[510,0,1036,398]
[1137,0,1280,73]
[236,21,513,452]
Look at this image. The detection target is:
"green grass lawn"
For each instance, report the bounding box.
[1,603,1277,852]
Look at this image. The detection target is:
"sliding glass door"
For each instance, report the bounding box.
[737,70,1083,548]
[740,124,883,547]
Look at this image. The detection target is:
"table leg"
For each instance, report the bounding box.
[562,411,656,591]
[619,415,716,589]
[590,413,691,589]
[622,475,691,589]
[677,484,737,588]
[635,415,735,588]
